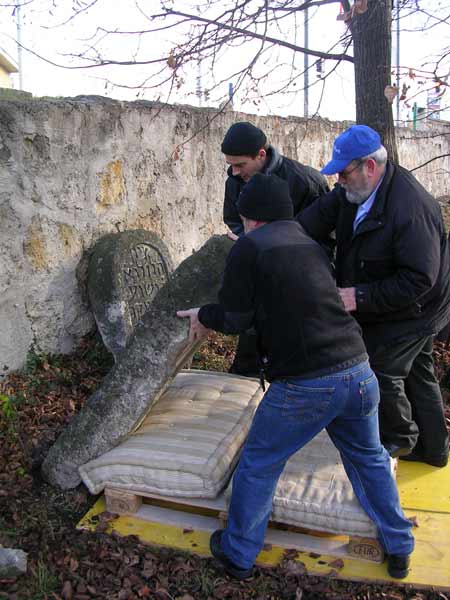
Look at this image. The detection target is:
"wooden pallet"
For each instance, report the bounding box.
[104,486,384,564]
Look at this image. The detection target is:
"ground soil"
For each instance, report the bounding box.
[1,332,449,600]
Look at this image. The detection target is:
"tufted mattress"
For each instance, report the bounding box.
[79,370,263,498]
[268,430,376,536]
[79,369,377,537]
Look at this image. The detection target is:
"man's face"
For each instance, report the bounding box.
[241,215,259,234]
[337,159,375,205]
[225,149,266,182]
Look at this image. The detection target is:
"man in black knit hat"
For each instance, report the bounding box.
[221,121,328,236]
[221,121,329,376]
[178,173,414,581]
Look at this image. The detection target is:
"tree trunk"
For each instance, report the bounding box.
[343,0,398,162]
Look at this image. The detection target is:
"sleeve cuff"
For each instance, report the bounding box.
[198,305,211,328]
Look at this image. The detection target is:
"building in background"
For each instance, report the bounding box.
[0,46,18,89]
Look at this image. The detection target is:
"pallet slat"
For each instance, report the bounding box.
[104,487,383,563]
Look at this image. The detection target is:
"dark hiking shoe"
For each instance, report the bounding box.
[400,451,448,468]
[387,554,411,579]
[209,529,253,580]
[384,444,413,459]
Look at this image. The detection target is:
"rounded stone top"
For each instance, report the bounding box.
[88,229,173,357]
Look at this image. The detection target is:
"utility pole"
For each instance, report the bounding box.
[196,58,202,106]
[196,6,202,106]
[304,6,309,118]
[228,82,234,108]
[395,0,400,123]
[16,4,23,90]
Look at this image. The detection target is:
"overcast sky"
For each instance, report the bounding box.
[0,1,448,123]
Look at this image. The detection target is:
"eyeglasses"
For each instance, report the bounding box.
[338,159,365,180]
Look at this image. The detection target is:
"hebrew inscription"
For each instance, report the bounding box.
[88,230,173,358]
[123,243,169,326]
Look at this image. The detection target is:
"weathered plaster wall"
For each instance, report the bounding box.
[396,121,450,196]
[1,96,449,373]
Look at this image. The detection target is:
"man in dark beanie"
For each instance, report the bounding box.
[178,172,414,582]
[222,121,328,236]
[221,121,329,377]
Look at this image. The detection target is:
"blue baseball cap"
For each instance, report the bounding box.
[321,125,381,175]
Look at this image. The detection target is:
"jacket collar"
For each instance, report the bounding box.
[366,160,395,219]
[263,145,282,174]
[226,145,282,180]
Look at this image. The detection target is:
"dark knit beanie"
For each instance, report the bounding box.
[237,173,294,222]
[221,122,267,156]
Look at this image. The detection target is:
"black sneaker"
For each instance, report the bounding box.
[383,444,413,459]
[387,554,411,579]
[209,529,253,580]
[400,451,448,468]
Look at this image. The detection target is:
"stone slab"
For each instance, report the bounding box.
[41,234,234,489]
[88,230,173,357]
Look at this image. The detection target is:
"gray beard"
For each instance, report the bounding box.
[345,187,372,205]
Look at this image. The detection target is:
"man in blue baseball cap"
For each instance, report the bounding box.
[300,124,450,469]
[322,124,382,176]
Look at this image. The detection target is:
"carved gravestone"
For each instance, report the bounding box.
[42,234,234,489]
[88,230,173,357]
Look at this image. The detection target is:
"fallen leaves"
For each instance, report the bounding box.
[280,559,308,576]
[0,333,449,598]
[69,557,79,572]
[327,558,345,570]
[137,584,152,597]
[409,515,420,528]
[384,85,398,104]
[61,580,73,600]
[93,511,119,533]
[192,332,237,372]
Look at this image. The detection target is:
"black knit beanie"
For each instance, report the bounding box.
[237,173,294,222]
[221,122,267,156]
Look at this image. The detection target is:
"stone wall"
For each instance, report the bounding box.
[1,96,449,373]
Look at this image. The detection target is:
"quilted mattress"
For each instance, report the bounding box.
[79,370,263,498]
[271,429,377,536]
[79,369,377,537]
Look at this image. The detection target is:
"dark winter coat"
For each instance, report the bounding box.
[223,145,329,236]
[299,160,450,350]
[199,220,367,382]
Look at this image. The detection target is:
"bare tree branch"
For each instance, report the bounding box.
[410,153,450,172]
[42,0,100,29]
[164,8,354,63]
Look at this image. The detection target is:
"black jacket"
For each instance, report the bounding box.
[299,161,450,350]
[199,220,367,382]
[223,145,329,236]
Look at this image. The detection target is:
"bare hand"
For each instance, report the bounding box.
[177,308,211,343]
[338,287,357,312]
[227,231,239,242]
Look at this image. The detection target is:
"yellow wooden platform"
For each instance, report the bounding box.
[396,459,450,513]
[78,461,450,590]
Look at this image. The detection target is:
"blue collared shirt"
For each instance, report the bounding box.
[353,176,384,232]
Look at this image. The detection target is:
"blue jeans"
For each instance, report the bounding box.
[221,360,414,569]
